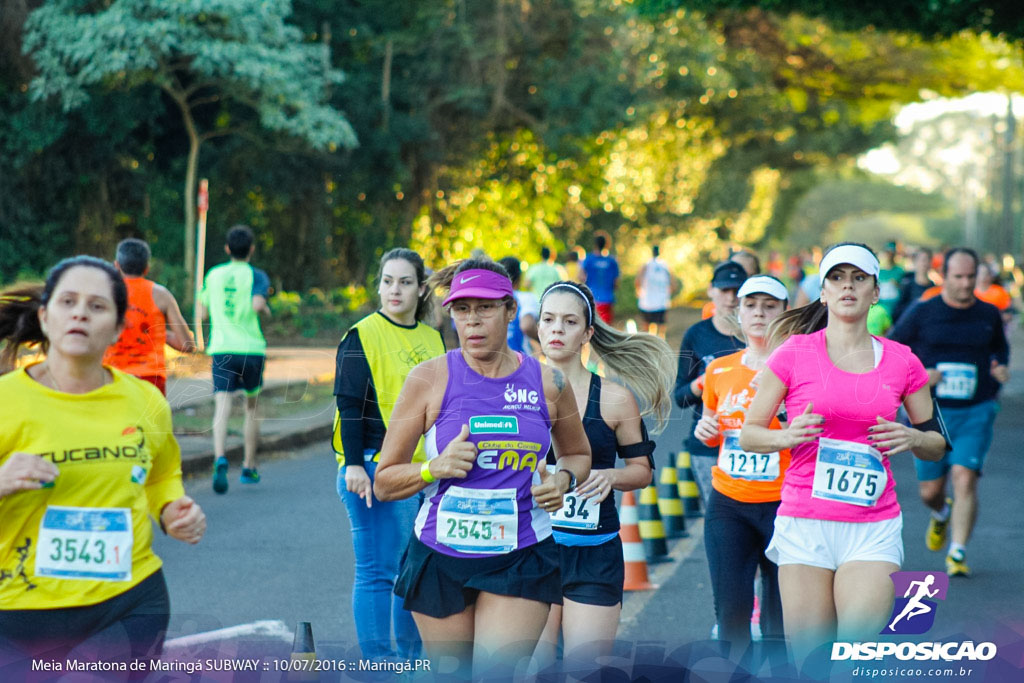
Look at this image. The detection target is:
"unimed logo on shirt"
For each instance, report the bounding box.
[469,416,519,434]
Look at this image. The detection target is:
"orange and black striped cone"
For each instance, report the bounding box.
[620,491,656,591]
[676,451,702,517]
[638,485,673,564]
[657,462,688,538]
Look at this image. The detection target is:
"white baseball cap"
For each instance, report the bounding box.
[818,245,880,286]
[737,275,788,301]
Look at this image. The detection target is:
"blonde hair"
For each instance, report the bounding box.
[540,282,675,434]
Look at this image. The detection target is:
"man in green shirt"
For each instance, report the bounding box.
[524,246,566,300]
[199,225,272,494]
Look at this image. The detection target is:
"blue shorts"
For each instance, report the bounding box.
[915,400,997,480]
[211,354,265,394]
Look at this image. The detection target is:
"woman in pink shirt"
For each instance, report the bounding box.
[740,243,947,665]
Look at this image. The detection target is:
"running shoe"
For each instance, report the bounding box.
[212,456,229,494]
[946,549,970,577]
[925,497,952,552]
[240,467,261,484]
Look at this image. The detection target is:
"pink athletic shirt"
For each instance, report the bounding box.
[765,329,929,522]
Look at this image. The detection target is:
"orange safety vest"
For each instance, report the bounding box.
[103,277,167,378]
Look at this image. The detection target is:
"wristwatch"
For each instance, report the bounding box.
[556,468,577,493]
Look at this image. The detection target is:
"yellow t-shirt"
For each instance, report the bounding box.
[0,365,184,610]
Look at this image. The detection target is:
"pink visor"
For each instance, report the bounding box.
[443,268,514,306]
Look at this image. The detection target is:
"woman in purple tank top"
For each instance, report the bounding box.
[374,258,591,678]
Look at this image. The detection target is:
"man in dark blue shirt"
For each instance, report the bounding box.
[889,247,1009,578]
[673,261,747,505]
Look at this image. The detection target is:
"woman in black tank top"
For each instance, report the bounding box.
[532,281,674,675]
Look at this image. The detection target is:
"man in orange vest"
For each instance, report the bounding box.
[104,238,195,395]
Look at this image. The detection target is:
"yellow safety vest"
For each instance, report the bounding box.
[332,312,444,466]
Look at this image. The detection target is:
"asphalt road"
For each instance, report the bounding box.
[151,391,1024,682]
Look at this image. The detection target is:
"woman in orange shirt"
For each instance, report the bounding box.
[694,275,791,656]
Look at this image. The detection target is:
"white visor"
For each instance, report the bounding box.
[737,275,788,301]
[818,245,881,285]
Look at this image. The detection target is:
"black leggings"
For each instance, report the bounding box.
[703,489,783,647]
[0,569,170,673]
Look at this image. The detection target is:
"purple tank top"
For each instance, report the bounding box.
[414,350,553,557]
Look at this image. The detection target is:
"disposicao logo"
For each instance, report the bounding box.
[831,571,997,662]
[883,571,947,635]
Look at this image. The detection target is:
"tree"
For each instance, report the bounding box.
[23,0,358,281]
[635,1,1024,41]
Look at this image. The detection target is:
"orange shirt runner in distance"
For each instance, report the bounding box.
[103,277,168,392]
[701,350,791,503]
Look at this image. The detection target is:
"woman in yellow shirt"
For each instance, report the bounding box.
[0,256,205,669]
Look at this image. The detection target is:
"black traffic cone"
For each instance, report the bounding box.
[657,460,688,538]
[287,621,317,681]
[676,451,702,517]
[638,485,673,564]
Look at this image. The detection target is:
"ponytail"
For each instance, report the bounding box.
[766,301,827,352]
[0,284,46,373]
[0,255,127,374]
[541,281,675,434]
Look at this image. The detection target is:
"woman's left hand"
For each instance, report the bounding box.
[531,468,565,514]
[162,496,206,544]
[575,470,613,503]
[868,416,920,456]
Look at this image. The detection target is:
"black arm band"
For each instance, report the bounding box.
[912,399,953,452]
[618,440,656,468]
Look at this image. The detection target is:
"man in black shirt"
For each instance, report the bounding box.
[674,261,747,505]
[889,247,1009,578]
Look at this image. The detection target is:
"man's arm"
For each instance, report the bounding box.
[153,285,196,352]
[251,268,272,316]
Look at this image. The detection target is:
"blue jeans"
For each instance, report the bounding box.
[338,462,421,660]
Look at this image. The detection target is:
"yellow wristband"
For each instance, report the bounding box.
[420,461,436,483]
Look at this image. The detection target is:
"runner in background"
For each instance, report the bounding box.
[877,242,904,320]
[635,245,679,338]
[702,250,760,320]
[534,281,672,672]
[580,234,619,325]
[374,259,590,678]
[892,247,937,325]
[199,225,271,494]
[565,247,586,284]
[104,238,195,396]
[498,257,540,356]
[740,243,946,665]
[694,275,790,657]
[675,261,747,504]
[525,247,566,302]
[331,248,445,662]
[974,261,1015,335]
[0,256,205,671]
[889,247,1009,578]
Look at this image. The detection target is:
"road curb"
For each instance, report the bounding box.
[180,420,334,477]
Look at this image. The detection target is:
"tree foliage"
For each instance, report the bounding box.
[4,0,1024,300]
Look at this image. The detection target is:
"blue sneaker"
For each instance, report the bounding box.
[212,456,229,494]
[240,467,261,485]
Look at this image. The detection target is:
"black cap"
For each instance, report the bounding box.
[711,261,747,290]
